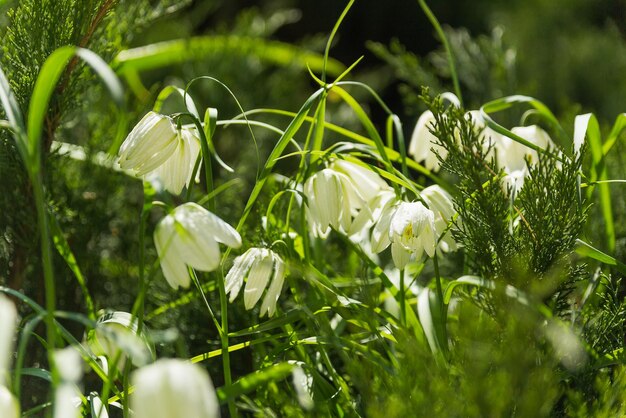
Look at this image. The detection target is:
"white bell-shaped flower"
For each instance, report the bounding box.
[225,248,286,317]
[0,386,19,418]
[389,201,437,268]
[118,112,201,194]
[304,160,390,238]
[304,168,355,238]
[372,201,437,269]
[504,125,555,171]
[329,159,390,203]
[421,185,458,252]
[408,110,447,171]
[154,202,242,289]
[131,359,220,418]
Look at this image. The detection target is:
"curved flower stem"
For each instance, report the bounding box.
[417,0,463,106]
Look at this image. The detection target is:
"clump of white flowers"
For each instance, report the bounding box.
[118,111,201,194]
[131,359,220,418]
[304,158,391,238]
[154,202,242,289]
[225,247,286,317]
[410,106,558,197]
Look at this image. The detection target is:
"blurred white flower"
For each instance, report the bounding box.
[408,110,447,171]
[304,159,390,238]
[154,202,242,289]
[118,112,201,194]
[0,385,19,418]
[86,311,153,370]
[421,185,458,253]
[131,359,220,418]
[53,347,82,418]
[372,201,437,269]
[0,295,17,386]
[225,248,286,317]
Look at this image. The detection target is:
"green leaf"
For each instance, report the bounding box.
[575,113,614,252]
[28,46,123,169]
[20,368,52,382]
[576,239,626,276]
[217,362,294,403]
[602,113,626,155]
[49,214,96,320]
[481,94,569,150]
[153,85,199,117]
[228,309,305,337]
[114,35,346,77]
[234,88,325,232]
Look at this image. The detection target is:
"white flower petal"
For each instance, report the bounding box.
[408,110,446,171]
[243,250,274,310]
[224,249,260,302]
[259,255,286,317]
[391,241,412,269]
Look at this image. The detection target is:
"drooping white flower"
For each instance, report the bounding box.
[329,159,390,203]
[154,202,242,289]
[372,201,437,269]
[0,295,17,386]
[86,311,154,371]
[225,248,286,317]
[131,359,220,418]
[0,385,19,418]
[421,185,458,252]
[496,125,556,195]
[389,201,437,268]
[408,110,447,171]
[304,169,348,238]
[118,112,201,194]
[304,160,391,238]
[502,125,555,172]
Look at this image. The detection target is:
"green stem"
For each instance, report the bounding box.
[399,268,406,326]
[433,253,444,320]
[417,0,463,106]
[31,170,59,391]
[216,270,237,417]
